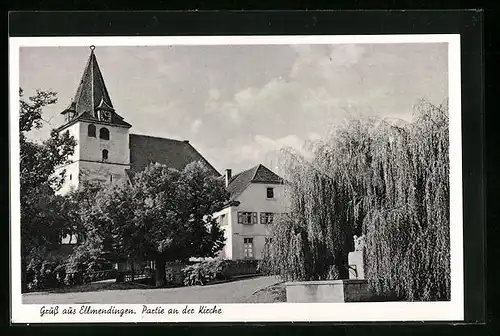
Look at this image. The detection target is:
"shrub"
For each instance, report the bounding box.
[225,259,259,277]
[26,259,66,291]
[64,242,114,286]
[182,259,230,286]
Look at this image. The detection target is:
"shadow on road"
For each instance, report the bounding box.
[27,274,265,295]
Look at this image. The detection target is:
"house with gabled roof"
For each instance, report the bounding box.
[213,164,289,260]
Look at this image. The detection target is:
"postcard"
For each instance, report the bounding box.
[10,34,463,323]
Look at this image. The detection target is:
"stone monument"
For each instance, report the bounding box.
[348,235,365,279]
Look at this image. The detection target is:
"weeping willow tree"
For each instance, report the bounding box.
[262,99,450,301]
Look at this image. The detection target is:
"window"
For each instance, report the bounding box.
[88,124,96,137]
[260,212,274,224]
[266,187,274,199]
[61,233,78,245]
[110,174,113,183]
[218,214,227,226]
[99,127,110,140]
[243,238,254,258]
[69,174,72,181]
[238,212,257,225]
[102,149,109,161]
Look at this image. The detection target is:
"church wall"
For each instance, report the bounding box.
[62,123,81,163]
[54,161,80,196]
[79,160,130,187]
[78,121,130,165]
[213,207,233,259]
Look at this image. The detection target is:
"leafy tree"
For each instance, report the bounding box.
[79,161,228,287]
[19,88,76,291]
[61,180,115,283]
[263,99,450,301]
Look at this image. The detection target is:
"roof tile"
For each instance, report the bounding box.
[128,134,220,180]
[58,49,131,131]
[226,164,283,200]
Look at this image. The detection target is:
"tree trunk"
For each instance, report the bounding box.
[155,257,166,287]
[21,256,28,293]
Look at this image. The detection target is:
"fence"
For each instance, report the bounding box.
[116,268,153,283]
[115,260,260,286]
[116,263,186,285]
[87,269,118,282]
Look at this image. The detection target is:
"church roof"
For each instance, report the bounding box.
[127,134,220,181]
[227,164,284,200]
[57,47,131,131]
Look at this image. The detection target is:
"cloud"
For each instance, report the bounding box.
[328,44,367,68]
[169,43,438,157]
[237,134,315,166]
[203,77,305,129]
[191,119,202,134]
[308,132,322,141]
[21,44,448,175]
[290,44,367,80]
[208,88,220,100]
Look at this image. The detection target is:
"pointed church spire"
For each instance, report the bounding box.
[70,45,114,117]
[59,46,131,130]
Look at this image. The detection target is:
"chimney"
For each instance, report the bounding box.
[225,169,232,187]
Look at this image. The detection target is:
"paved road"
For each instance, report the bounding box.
[23,276,281,304]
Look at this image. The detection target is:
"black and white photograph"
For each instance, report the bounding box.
[10,35,463,323]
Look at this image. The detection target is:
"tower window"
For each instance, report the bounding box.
[102,149,109,161]
[88,124,96,137]
[99,127,110,140]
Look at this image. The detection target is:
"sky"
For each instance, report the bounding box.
[19,43,448,174]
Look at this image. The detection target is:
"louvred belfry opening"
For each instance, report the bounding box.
[58,46,131,130]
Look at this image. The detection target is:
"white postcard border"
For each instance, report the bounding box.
[9,34,463,323]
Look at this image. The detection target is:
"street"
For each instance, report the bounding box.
[23,276,282,304]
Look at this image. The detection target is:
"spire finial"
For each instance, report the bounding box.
[90,45,96,51]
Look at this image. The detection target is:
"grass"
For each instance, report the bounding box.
[245,282,286,303]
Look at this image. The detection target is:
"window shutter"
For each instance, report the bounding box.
[238,212,242,224]
[252,212,257,224]
[260,213,265,224]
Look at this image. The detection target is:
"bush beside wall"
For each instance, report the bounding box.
[182,259,260,286]
[225,259,259,277]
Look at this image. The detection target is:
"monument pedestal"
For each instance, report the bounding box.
[285,279,372,303]
[348,250,365,279]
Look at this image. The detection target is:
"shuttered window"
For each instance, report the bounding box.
[260,212,274,224]
[238,212,257,225]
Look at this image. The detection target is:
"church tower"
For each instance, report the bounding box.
[55,46,132,195]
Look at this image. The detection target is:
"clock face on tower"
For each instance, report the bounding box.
[101,110,112,122]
